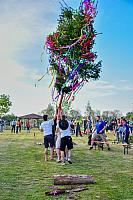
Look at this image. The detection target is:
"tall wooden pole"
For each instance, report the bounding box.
[58,93,64,109]
[56,92,64,118]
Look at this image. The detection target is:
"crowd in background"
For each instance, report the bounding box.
[10,118,31,133]
[39,111,133,164]
[0,113,132,164]
[107,117,133,144]
[1,115,133,143]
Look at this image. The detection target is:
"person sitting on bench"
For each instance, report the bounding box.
[90,115,110,150]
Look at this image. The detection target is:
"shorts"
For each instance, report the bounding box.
[92,131,106,141]
[44,134,54,148]
[60,136,73,151]
[56,134,61,149]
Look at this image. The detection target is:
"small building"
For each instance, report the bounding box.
[19,113,43,128]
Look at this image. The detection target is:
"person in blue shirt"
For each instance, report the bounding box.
[122,118,130,144]
[11,119,16,133]
[90,116,110,150]
[0,119,5,132]
[129,118,133,134]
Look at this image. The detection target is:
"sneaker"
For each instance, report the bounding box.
[68,159,72,164]
[89,146,93,150]
[57,159,61,163]
[61,162,65,165]
[108,147,111,151]
[65,157,68,161]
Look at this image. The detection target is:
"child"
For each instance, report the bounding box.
[55,128,61,162]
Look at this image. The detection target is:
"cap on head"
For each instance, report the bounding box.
[43,115,48,121]
[59,119,69,130]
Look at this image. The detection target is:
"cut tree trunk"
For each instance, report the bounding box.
[54,174,96,185]
[45,187,87,196]
[45,189,66,196]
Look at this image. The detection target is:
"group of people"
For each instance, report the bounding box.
[115,118,131,144]
[40,109,73,165]
[87,116,131,149]
[68,116,93,137]
[40,112,113,164]
[9,113,131,164]
[11,119,30,133]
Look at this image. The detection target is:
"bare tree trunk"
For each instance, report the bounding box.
[54,174,96,185]
[58,92,64,109]
[56,92,64,118]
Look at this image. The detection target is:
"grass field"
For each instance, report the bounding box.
[0,130,133,200]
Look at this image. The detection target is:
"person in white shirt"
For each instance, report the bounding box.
[56,112,73,165]
[11,119,16,133]
[40,114,55,161]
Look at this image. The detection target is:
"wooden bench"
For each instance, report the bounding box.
[93,141,104,150]
[122,144,129,154]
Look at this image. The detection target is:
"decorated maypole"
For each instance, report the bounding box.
[45,0,102,113]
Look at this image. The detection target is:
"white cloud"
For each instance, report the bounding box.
[0,0,59,115]
[0,56,52,116]
[86,80,133,94]
[88,80,116,90]
[72,79,133,115]
[116,80,133,91]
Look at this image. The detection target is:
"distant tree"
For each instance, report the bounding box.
[0,94,12,117]
[102,111,110,120]
[69,109,82,120]
[85,101,92,116]
[112,110,122,118]
[94,110,101,116]
[2,113,17,122]
[102,110,122,121]
[126,112,133,119]
[40,104,55,119]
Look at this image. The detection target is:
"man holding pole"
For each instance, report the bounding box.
[40,114,56,161]
[56,108,73,165]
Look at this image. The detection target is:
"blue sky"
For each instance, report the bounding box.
[0,0,133,116]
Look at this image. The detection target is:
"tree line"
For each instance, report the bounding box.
[0,94,133,122]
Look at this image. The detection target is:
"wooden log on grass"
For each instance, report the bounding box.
[54,174,96,185]
[45,188,66,196]
[45,187,87,196]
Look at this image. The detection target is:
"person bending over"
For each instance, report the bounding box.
[90,116,110,150]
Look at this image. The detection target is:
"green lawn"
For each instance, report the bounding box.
[0,130,133,200]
